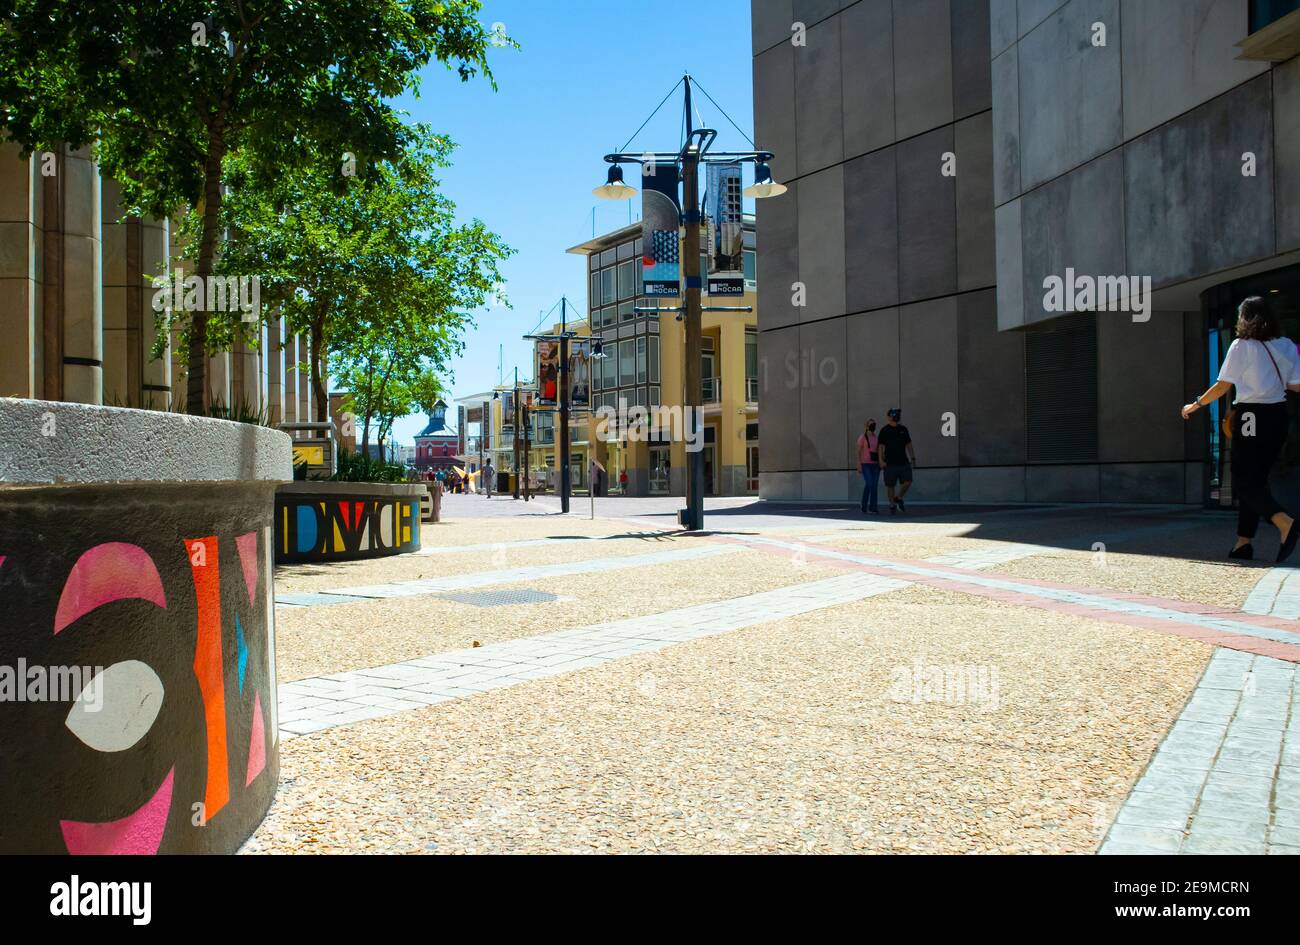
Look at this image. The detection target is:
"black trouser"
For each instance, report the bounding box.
[1232,402,1289,539]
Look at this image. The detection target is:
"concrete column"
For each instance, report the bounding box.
[266,313,283,426]
[138,214,171,410]
[281,332,299,424]
[296,333,311,423]
[207,350,230,412]
[0,142,42,398]
[54,146,103,404]
[100,179,168,407]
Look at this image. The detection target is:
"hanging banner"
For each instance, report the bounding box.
[567,338,591,408]
[706,164,745,296]
[535,340,560,405]
[641,162,681,297]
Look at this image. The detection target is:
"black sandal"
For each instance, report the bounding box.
[1279,526,1298,564]
[1229,543,1254,561]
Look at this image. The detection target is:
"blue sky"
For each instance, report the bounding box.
[386,0,755,445]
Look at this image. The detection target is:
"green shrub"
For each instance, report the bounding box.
[329,449,409,483]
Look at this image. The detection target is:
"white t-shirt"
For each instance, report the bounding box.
[1217,337,1300,404]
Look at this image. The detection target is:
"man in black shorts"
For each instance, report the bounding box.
[877,408,915,514]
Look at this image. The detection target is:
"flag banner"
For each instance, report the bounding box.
[641,163,681,297]
[706,164,745,296]
[536,340,560,405]
[568,339,591,408]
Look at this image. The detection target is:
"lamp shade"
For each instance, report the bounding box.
[593,164,637,200]
[742,161,787,198]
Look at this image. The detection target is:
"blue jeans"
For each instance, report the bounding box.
[860,463,879,512]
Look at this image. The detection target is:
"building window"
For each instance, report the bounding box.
[619,339,635,386]
[601,268,616,306]
[636,336,647,384]
[617,240,634,261]
[619,300,634,322]
[589,252,600,271]
[743,249,756,282]
[1250,0,1300,32]
[600,247,616,268]
[650,385,660,406]
[602,346,617,388]
[618,260,635,299]
[648,336,660,383]
[745,328,757,401]
[590,273,600,315]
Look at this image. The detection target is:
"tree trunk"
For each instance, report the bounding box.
[186,136,228,414]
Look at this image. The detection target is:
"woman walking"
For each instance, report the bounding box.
[1183,296,1300,562]
[857,418,881,515]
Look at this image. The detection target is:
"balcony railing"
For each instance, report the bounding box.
[746,376,758,403]
[702,376,721,403]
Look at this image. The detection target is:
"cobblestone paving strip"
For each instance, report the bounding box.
[1100,649,1300,855]
[1244,567,1300,619]
[733,536,1300,662]
[274,543,741,607]
[277,571,910,738]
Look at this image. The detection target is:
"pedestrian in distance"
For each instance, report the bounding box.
[1183,295,1300,563]
[857,418,881,514]
[878,408,915,515]
[482,459,495,498]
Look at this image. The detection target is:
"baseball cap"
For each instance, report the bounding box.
[887,408,902,419]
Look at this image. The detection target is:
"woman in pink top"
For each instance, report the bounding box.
[857,418,880,514]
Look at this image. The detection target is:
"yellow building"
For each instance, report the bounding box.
[554,219,759,497]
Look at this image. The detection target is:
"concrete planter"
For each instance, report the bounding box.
[274,481,424,563]
[420,481,443,524]
[0,397,291,854]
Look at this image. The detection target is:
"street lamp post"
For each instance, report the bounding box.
[559,297,571,514]
[593,73,785,532]
[513,367,521,500]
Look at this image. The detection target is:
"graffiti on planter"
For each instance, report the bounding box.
[0,518,278,855]
[275,495,420,562]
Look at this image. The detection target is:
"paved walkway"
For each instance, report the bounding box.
[734,535,1300,661]
[275,543,739,607]
[1244,567,1300,619]
[277,571,908,737]
[1100,649,1300,854]
[269,503,1300,853]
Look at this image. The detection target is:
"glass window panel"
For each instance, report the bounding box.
[601,268,615,305]
[619,339,635,386]
[636,336,647,384]
[600,247,616,267]
[590,274,600,314]
[649,336,660,383]
[636,387,647,407]
[602,347,617,387]
[618,260,634,299]
[590,252,600,271]
[633,237,643,256]
[650,385,660,406]
[743,249,756,281]
[617,241,634,260]
[619,300,634,322]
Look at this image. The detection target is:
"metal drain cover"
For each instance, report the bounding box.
[435,588,559,607]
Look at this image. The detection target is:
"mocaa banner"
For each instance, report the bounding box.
[641,163,681,297]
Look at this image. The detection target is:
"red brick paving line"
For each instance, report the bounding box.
[718,535,1300,664]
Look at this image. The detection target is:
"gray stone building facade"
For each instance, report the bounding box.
[751,0,1300,505]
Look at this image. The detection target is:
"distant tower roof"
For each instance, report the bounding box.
[416,399,452,438]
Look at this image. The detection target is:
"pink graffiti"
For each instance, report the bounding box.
[53,542,166,635]
[60,767,175,855]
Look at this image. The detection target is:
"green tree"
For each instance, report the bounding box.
[0,0,504,413]
[214,131,509,431]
